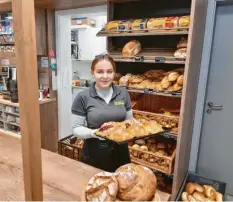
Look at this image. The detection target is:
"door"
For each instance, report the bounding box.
[197,4,233,196]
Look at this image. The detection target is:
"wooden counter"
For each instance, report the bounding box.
[0,134,101,200]
[0,134,171,201]
[0,96,56,107]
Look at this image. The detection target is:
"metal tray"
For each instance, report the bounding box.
[95,128,171,144]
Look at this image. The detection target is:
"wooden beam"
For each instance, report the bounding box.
[0,0,11,12]
[11,0,43,200]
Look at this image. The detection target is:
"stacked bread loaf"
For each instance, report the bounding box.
[174,37,188,59]
[84,163,158,201]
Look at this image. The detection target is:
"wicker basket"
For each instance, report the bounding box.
[129,143,176,175]
[133,109,179,135]
[58,135,83,161]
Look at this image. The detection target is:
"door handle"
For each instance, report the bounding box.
[207,102,223,110]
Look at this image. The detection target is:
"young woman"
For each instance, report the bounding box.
[71,54,133,172]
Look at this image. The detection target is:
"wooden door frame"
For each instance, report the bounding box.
[188,0,230,172]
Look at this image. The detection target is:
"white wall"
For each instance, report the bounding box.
[72,61,93,80]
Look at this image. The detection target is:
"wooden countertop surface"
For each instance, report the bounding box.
[0,96,56,107]
[0,134,101,200]
[0,134,171,201]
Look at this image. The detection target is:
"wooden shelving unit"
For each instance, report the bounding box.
[97,28,189,37]
[98,0,208,200]
[109,49,186,64]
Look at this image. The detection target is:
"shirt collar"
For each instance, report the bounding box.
[89,82,121,99]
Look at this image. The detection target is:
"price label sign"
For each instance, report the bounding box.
[135,56,144,62]
[144,88,153,94]
[171,92,182,97]
[155,57,165,63]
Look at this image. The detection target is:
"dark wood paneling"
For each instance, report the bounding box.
[34,0,107,10]
[35,8,47,55]
[40,101,58,152]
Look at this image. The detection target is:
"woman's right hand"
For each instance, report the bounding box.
[91,129,105,140]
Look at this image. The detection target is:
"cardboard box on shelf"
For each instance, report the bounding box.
[71,17,95,26]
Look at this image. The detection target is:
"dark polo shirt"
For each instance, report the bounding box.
[72,83,132,129]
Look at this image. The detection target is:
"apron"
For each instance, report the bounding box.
[80,138,130,172]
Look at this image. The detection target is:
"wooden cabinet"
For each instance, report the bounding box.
[35,8,47,56]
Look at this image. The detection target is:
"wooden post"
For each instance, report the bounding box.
[12,0,43,200]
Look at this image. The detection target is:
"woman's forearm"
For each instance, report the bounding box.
[71,114,93,139]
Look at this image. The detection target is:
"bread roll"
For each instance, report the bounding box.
[131,18,147,32]
[193,192,206,201]
[185,182,196,194]
[172,83,182,92]
[115,163,157,201]
[168,72,180,82]
[181,192,188,201]
[203,185,216,199]
[177,38,188,49]
[85,172,118,201]
[122,40,141,57]
[140,145,148,151]
[188,195,197,201]
[132,144,140,149]
[174,48,187,59]
[161,76,171,89]
[177,75,184,86]
[215,192,223,202]
[135,139,146,145]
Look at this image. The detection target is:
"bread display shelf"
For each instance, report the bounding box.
[133,110,179,136]
[109,49,186,64]
[97,27,189,37]
[95,128,169,144]
[129,147,176,175]
[127,87,182,97]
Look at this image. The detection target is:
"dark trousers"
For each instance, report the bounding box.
[80,138,130,172]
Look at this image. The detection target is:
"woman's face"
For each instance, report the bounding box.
[92,60,115,90]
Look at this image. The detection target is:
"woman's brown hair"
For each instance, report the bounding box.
[91,54,116,72]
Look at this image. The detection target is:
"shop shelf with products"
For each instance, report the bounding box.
[95,0,207,199]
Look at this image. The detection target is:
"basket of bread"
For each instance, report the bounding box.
[118,67,184,94]
[103,15,190,34]
[128,136,176,175]
[176,172,226,202]
[133,109,179,135]
[95,119,166,143]
[82,163,171,201]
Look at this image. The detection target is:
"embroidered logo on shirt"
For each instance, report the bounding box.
[114,101,125,106]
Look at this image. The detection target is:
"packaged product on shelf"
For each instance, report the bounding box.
[71,17,95,26]
[118,20,132,31]
[105,20,120,33]
[131,18,148,32]
[178,15,190,28]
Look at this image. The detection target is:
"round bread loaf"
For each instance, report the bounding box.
[122,40,141,57]
[115,163,157,201]
[85,171,118,201]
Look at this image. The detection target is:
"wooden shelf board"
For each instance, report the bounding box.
[109,49,186,64]
[4,120,20,127]
[4,111,20,116]
[97,30,189,37]
[127,88,182,98]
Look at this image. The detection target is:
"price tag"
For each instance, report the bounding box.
[171,92,182,97]
[135,56,144,62]
[144,88,153,94]
[155,57,165,63]
[162,133,177,140]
